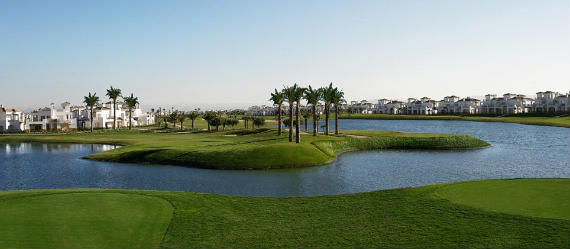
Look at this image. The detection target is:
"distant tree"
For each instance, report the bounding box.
[105,86,122,130]
[331,88,345,135]
[252,117,266,128]
[83,92,99,132]
[321,83,335,135]
[122,93,139,130]
[178,111,187,130]
[227,118,239,129]
[301,108,311,132]
[269,89,285,136]
[293,85,305,143]
[282,118,302,128]
[202,111,217,132]
[282,85,297,142]
[304,85,322,136]
[187,111,200,130]
[169,111,179,129]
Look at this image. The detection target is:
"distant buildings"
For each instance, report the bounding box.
[1,101,155,132]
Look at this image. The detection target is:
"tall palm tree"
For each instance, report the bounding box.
[304,86,322,136]
[178,111,186,130]
[269,89,285,136]
[293,86,306,143]
[282,84,297,142]
[83,92,99,132]
[122,93,139,130]
[322,83,335,135]
[187,111,200,130]
[106,86,122,130]
[282,85,298,142]
[331,88,345,135]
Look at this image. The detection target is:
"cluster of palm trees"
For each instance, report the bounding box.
[270,83,345,143]
[83,86,139,132]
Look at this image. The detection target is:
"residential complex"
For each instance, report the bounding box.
[245,91,570,116]
[1,101,155,132]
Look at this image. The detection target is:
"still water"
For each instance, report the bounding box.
[1,120,568,196]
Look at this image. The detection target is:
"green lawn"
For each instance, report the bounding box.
[0,128,488,170]
[0,192,172,249]
[0,179,568,249]
[434,178,570,220]
[339,113,570,128]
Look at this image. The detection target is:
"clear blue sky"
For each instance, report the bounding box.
[1,0,568,110]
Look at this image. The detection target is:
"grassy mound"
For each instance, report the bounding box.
[0,192,172,249]
[0,179,568,248]
[0,129,488,169]
[339,113,570,128]
[434,178,570,220]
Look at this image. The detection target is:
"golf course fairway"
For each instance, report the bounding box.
[0,178,568,249]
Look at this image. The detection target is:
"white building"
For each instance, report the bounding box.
[481,93,533,115]
[1,105,25,132]
[456,97,481,114]
[349,100,375,114]
[26,102,77,131]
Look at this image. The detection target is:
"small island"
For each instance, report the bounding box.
[0,127,489,170]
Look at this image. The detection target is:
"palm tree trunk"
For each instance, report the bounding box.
[277,106,282,136]
[90,106,94,133]
[113,100,116,130]
[334,105,339,135]
[191,119,195,129]
[304,117,308,131]
[312,105,317,136]
[295,102,300,143]
[129,108,132,130]
[288,103,294,142]
[325,104,330,135]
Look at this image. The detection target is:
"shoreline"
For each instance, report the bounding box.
[0,129,489,170]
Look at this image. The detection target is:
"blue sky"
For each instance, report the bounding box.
[1,0,568,110]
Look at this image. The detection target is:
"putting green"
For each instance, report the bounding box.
[0,192,173,249]
[434,178,570,220]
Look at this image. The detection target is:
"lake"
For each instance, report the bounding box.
[1,120,568,196]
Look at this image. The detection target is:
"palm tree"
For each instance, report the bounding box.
[301,108,310,132]
[187,111,200,130]
[106,86,122,130]
[83,92,99,132]
[304,86,322,136]
[331,88,345,135]
[178,111,187,130]
[269,89,285,136]
[322,83,335,135]
[203,111,217,132]
[122,93,139,130]
[282,84,299,142]
[293,86,305,143]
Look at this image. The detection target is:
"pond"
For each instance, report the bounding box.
[1,120,568,196]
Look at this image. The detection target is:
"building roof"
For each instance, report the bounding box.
[0,107,21,113]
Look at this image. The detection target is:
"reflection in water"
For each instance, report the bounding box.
[1,120,569,197]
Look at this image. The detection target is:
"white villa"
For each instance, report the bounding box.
[534,91,569,113]
[0,105,25,132]
[480,94,533,115]
[27,102,78,131]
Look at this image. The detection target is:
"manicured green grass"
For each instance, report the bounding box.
[0,192,172,249]
[0,179,568,248]
[339,113,570,128]
[434,178,570,220]
[0,128,488,169]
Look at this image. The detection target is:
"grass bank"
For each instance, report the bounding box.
[0,128,488,169]
[339,113,570,128]
[0,178,568,249]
